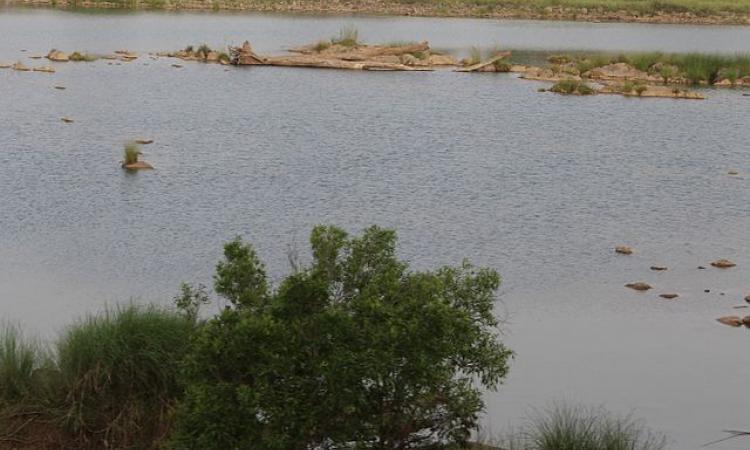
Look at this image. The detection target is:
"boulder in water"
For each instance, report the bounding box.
[626,282,652,291]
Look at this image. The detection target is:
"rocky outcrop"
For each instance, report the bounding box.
[33,65,56,73]
[599,84,704,99]
[47,49,69,62]
[584,63,650,81]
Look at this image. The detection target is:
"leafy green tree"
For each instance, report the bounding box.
[171,226,512,450]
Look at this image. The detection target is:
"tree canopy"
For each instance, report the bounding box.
[171,225,512,450]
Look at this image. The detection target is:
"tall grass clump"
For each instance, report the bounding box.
[497,403,667,450]
[332,25,359,47]
[123,143,140,165]
[312,39,332,52]
[55,305,194,447]
[0,324,49,405]
[549,79,595,95]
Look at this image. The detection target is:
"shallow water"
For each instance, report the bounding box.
[1,8,750,449]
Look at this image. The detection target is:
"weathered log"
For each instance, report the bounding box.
[264,56,432,71]
[455,52,512,72]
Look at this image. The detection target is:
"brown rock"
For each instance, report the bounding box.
[626,282,652,291]
[650,266,668,271]
[12,62,30,71]
[61,117,74,123]
[47,50,69,62]
[743,316,750,327]
[54,85,66,90]
[33,65,56,73]
[427,54,457,66]
[745,295,750,304]
[711,259,736,268]
[0,63,11,69]
[122,161,154,170]
[615,245,633,255]
[172,64,183,68]
[659,293,679,299]
[135,139,154,145]
[716,316,743,327]
[728,170,739,175]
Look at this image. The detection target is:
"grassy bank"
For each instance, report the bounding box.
[7,0,750,24]
[0,306,194,448]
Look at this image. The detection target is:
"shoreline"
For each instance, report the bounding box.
[5,0,750,25]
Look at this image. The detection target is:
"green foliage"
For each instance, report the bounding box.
[123,143,140,165]
[195,44,212,59]
[0,325,49,405]
[184,45,194,54]
[312,39,332,52]
[173,283,210,322]
[332,25,359,47]
[634,84,648,96]
[213,236,269,309]
[549,79,595,95]
[216,52,230,64]
[171,225,512,449]
[56,305,194,446]
[69,51,98,62]
[505,403,668,450]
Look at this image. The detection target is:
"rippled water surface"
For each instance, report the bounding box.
[1,9,750,449]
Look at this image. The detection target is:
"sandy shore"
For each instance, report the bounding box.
[5,0,750,25]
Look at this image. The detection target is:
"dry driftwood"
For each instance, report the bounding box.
[230,40,434,71]
[290,41,430,58]
[264,56,433,71]
[454,51,512,72]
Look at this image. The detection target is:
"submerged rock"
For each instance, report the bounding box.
[135,139,154,145]
[711,259,736,268]
[626,282,652,291]
[615,245,633,255]
[12,62,30,71]
[743,316,750,327]
[33,65,56,73]
[728,170,739,175]
[47,50,69,62]
[659,293,679,299]
[745,295,750,304]
[650,266,668,271]
[54,85,66,90]
[61,117,74,123]
[717,316,743,327]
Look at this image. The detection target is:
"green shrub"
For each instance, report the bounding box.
[332,25,359,47]
[56,305,194,447]
[522,404,667,450]
[195,44,212,59]
[123,143,140,165]
[171,225,512,449]
[0,325,49,405]
[312,39,331,52]
[634,84,648,95]
[69,51,97,62]
[549,79,595,95]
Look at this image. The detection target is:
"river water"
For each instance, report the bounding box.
[1,8,749,449]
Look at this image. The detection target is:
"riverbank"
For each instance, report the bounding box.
[6,0,750,25]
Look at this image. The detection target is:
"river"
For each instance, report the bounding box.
[1,8,749,449]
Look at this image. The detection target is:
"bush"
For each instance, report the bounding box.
[69,51,97,62]
[56,305,194,447]
[171,225,512,449]
[549,79,595,95]
[123,143,140,165]
[312,39,331,52]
